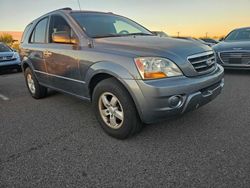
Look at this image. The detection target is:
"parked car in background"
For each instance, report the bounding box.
[200,38,219,46]
[174,37,211,46]
[0,42,21,71]
[20,8,224,139]
[213,27,250,69]
[152,31,169,37]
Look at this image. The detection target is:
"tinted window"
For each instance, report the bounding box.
[0,43,11,52]
[49,15,74,43]
[225,29,250,41]
[30,18,48,43]
[21,23,32,43]
[71,13,152,38]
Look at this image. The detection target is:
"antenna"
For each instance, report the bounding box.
[77,0,82,10]
[177,32,180,37]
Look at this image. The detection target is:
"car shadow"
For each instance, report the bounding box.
[0,68,22,75]
[224,69,250,75]
[46,89,60,97]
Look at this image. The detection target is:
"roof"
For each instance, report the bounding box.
[51,7,112,15]
[27,8,115,26]
[235,26,250,30]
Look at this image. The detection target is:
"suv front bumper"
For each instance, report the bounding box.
[0,59,21,70]
[127,65,224,124]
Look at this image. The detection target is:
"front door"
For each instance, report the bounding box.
[45,15,84,96]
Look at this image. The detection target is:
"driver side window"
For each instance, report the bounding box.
[114,20,141,34]
[49,15,76,43]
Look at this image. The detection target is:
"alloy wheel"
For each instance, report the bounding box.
[98,92,124,129]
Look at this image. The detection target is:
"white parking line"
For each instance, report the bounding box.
[0,94,9,101]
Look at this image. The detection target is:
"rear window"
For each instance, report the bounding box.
[0,43,11,52]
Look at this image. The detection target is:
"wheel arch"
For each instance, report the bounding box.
[21,58,35,72]
[86,62,144,121]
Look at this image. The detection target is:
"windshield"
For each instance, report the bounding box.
[71,12,152,38]
[225,28,250,41]
[0,43,12,52]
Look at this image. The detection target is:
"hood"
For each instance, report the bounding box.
[94,36,212,60]
[0,51,14,57]
[213,41,250,52]
[93,36,214,77]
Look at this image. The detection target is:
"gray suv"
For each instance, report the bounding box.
[20,8,224,139]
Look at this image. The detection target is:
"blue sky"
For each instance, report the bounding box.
[1,0,250,37]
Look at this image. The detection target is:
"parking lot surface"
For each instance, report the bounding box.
[0,71,250,187]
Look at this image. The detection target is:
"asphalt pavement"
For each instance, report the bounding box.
[0,70,250,188]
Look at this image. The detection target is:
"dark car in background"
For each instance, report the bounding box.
[0,42,21,71]
[200,38,218,46]
[213,27,250,69]
[20,8,224,139]
[152,31,169,37]
[174,37,212,46]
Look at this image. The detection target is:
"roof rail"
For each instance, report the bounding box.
[43,7,72,15]
[59,7,72,11]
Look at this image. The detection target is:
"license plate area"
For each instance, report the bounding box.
[229,58,242,64]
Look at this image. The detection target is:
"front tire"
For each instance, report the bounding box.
[24,67,47,99]
[92,78,142,139]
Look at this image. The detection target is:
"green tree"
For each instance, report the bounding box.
[0,33,14,46]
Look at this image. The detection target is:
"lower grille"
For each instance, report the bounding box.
[0,56,14,62]
[219,51,250,64]
[187,51,216,74]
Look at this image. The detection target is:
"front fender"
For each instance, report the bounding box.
[85,61,135,84]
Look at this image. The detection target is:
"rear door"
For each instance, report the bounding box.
[27,17,50,85]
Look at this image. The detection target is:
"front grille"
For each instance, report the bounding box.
[200,81,221,93]
[219,51,250,64]
[0,56,14,62]
[187,51,216,73]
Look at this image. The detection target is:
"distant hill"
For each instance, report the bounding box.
[0,31,23,42]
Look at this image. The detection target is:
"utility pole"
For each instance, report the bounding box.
[177,32,180,37]
[205,32,208,38]
[77,0,82,10]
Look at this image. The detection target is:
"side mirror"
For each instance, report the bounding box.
[52,32,77,44]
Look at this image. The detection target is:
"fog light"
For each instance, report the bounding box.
[168,95,183,108]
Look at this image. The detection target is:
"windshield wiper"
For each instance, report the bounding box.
[125,33,153,36]
[93,34,124,38]
[93,33,153,38]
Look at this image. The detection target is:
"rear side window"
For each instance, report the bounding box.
[21,23,32,43]
[30,18,48,43]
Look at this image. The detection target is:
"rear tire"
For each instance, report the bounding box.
[92,78,142,139]
[24,67,47,99]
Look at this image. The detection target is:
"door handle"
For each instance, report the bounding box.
[43,50,52,57]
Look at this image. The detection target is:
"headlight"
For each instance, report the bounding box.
[12,52,20,60]
[134,57,183,79]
